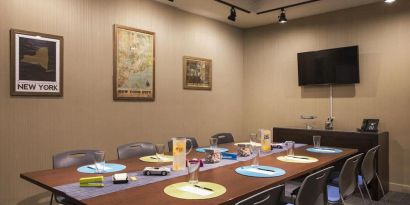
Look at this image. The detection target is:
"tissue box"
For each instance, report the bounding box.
[204,149,221,163]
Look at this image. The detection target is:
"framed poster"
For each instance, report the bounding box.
[183,56,212,90]
[10,29,63,96]
[113,25,155,101]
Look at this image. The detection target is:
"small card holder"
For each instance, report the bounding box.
[221,152,237,160]
[112,173,128,184]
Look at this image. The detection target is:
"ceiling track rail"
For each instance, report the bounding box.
[214,0,251,13]
[257,0,320,15]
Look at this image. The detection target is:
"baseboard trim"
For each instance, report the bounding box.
[390,182,410,193]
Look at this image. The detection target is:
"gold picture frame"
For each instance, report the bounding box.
[113,25,155,101]
[10,29,64,96]
[183,56,212,90]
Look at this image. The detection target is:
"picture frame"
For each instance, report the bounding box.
[360,119,379,132]
[113,25,155,101]
[183,56,212,90]
[10,29,64,96]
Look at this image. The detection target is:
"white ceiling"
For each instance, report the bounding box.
[155,0,382,28]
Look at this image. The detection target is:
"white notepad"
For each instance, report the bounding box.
[315,148,336,153]
[247,168,275,175]
[179,185,214,196]
[87,164,112,171]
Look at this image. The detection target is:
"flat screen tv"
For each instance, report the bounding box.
[297,46,359,86]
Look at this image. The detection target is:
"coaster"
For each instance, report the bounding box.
[235,166,286,178]
[277,156,318,163]
[77,163,126,174]
[139,155,173,162]
[234,142,262,147]
[196,147,229,153]
[306,147,343,154]
[164,182,226,199]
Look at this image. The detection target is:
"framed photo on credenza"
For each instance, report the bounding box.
[359,119,379,132]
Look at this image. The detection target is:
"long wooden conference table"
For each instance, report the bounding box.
[21,143,357,205]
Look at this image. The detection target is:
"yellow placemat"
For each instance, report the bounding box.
[234,142,261,146]
[139,155,173,163]
[277,155,318,163]
[164,182,226,199]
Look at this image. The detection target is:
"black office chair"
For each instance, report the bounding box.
[286,166,333,205]
[51,149,99,205]
[211,132,234,144]
[327,153,365,204]
[167,137,198,152]
[235,184,284,205]
[117,142,156,160]
[360,145,387,205]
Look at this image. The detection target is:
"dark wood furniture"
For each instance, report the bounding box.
[21,143,357,205]
[272,127,389,201]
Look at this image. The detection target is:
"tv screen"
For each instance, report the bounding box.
[297,46,359,86]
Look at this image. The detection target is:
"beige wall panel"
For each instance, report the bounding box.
[244,1,410,192]
[0,0,243,204]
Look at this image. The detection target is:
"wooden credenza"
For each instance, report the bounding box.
[272,127,389,201]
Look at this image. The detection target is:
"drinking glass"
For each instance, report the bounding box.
[155,144,165,162]
[94,151,106,173]
[187,161,200,184]
[284,141,295,156]
[209,138,218,149]
[313,135,321,148]
[250,133,260,166]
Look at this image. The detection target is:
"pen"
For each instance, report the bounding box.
[194,185,214,191]
[257,168,276,173]
[289,156,309,160]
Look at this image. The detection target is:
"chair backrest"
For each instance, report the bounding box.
[117,142,156,160]
[339,153,364,199]
[361,145,380,184]
[167,137,199,152]
[53,150,99,169]
[211,133,234,144]
[295,166,333,205]
[235,184,284,205]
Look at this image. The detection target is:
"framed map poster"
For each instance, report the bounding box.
[183,56,212,90]
[10,29,63,96]
[113,25,155,101]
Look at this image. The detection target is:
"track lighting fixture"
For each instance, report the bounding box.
[228,7,236,22]
[278,8,287,24]
[384,0,396,3]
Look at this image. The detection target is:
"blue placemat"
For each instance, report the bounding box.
[235,165,286,178]
[77,163,126,174]
[196,147,229,153]
[306,147,342,154]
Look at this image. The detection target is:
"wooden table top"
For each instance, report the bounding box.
[21,144,357,205]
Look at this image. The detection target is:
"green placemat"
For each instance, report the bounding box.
[277,155,318,163]
[139,155,173,163]
[164,182,226,199]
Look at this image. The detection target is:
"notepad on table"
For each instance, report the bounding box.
[246,168,275,175]
[87,164,112,171]
[178,185,214,196]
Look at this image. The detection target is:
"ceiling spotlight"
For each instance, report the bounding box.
[278,8,287,24]
[384,0,396,3]
[228,7,236,22]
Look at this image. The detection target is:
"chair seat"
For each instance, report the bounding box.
[331,175,364,186]
[284,180,302,204]
[56,194,76,205]
[327,185,341,202]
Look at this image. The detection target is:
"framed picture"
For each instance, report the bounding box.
[10,29,63,96]
[113,25,155,101]
[183,56,212,90]
[360,119,379,132]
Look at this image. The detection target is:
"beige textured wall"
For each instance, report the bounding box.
[0,0,244,204]
[243,1,410,192]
